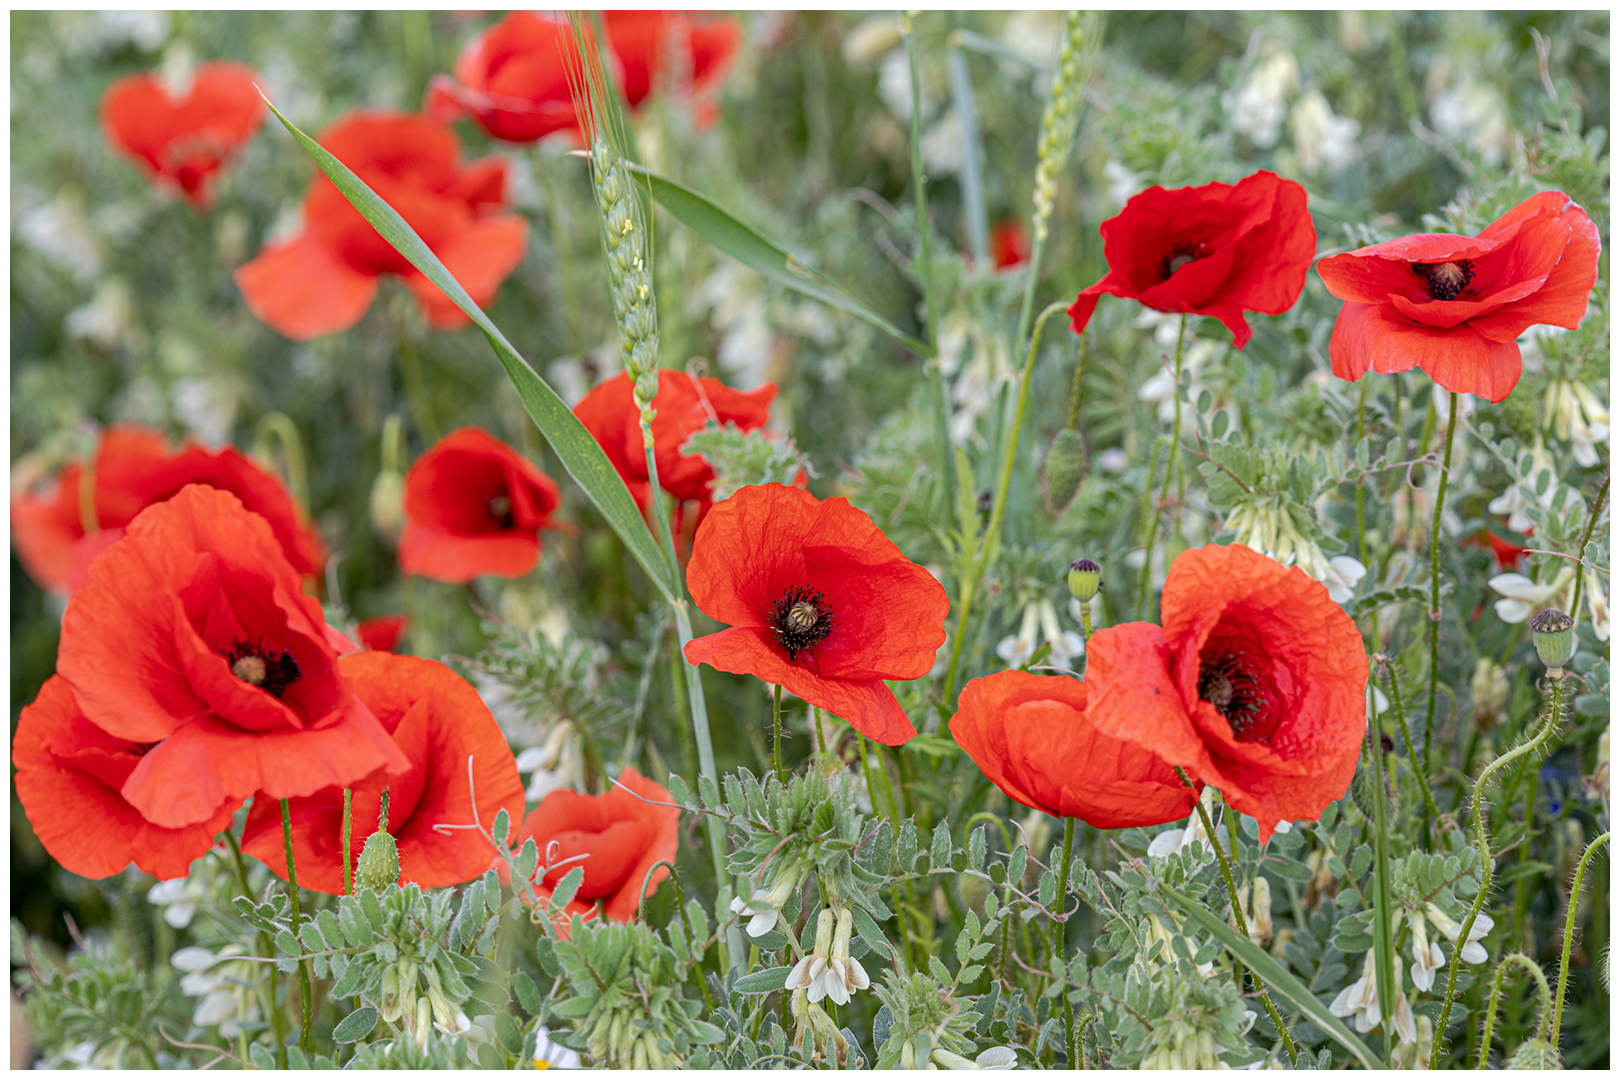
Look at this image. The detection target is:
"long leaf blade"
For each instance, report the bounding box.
[260,97,678,603]
[1162,885,1386,1070]
[623,163,932,358]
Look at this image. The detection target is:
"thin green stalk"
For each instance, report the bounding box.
[1568,474,1608,633]
[1551,831,1610,1044]
[1433,671,1567,1064]
[280,799,313,1055]
[1135,439,1166,619]
[1355,381,1372,644]
[1423,392,1458,777]
[1364,704,1398,1036]
[1141,316,1188,616]
[902,14,937,352]
[1053,817,1076,1067]
[941,301,1069,704]
[223,830,286,1069]
[342,788,353,896]
[1382,656,1440,821]
[1476,953,1554,1068]
[254,412,311,515]
[1176,772,1296,1067]
[858,734,912,975]
[772,683,786,783]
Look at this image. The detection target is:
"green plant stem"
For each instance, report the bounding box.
[1052,816,1076,1066]
[1433,671,1566,1065]
[1134,439,1165,620]
[858,735,912,975]
[1140,321,1188,622]
[941,301,1068,704]
[1568,473,1608,632]
[1551,830,1610,1045]
[342,787,353,896]
[1477,952,1554,1067]
[929,362,958,534]
[254,412,311,515]
[903,15,937,353]
[1382,657,1440,822]
[1177,771,1298,1067]
[772,683,786,783]
[1364,706,1398,1035]
[223,830,287,1069]
[1423,392,1458,778]
[280,799,314,1055]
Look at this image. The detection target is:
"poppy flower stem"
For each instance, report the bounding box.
[1379,656,1440,823]
[223,829,287,1068]
[772,683,786,783]
[1551,831,1609,1046]
[1051,816,1076,1067]
[1433,670,1566,1065]
[253,412,310,515]
[341,787,353,897]
[1567,473,1608,633]
[1422,392,1458,780]
[1176,770,1298,1067]
[1477,951,1555,1066]
[279,798,314,1056]
[1140,315,1189,619]
[1363,693,1399,1041]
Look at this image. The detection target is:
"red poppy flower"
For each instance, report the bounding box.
[398,427,561,583]
[682,483,949,745]
[991,218,1030,270]
[501,767,678,926]
[241,652,525,894]
[357,614,411,653]
[1467,526,1530,572]
[1067,170,1315,349]
[234,112,527,340]
[13,677,241,880]
[573,370,778,512]
[1084,543,1367,842]
[101,61,264,208]
[1316,191,1601,403]
[949,670,1196,829]
[10,424,326,595]
[55,485,409,830]
[425,11,740,143]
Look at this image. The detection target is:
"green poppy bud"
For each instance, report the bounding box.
[1530,608,1575,670]
[1067,558,1102,603]
[1041,429,1087,513]
[1505,1038,1561,1070]
[355,790,399,891]
[368,469,404,546]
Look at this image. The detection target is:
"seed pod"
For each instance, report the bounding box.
[1067,557,1102,603]
[356,791,399,891]
[1530,608,1575,670]
[1042,429,1088,513]
[1506,1038,1562,1070]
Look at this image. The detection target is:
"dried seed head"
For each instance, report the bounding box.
[1530,608,1575,670]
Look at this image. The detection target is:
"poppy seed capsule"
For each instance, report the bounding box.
[1042,429,1086,511]
[1067,558,1102,603]
[1530,608,1575,670]
[356,791,399,890]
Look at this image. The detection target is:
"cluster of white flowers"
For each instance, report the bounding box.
[1224,498,1367,604]
[1290,90,1361,174]
[1542,377,1610,468]
[728,864,800,937]
[1329,949,1416,1044]
[171,945,261,1036]
[786,907,870,1006]
[1224,47,1299,148]
[995,598,1085,671]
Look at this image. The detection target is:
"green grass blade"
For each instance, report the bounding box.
[260,96,678,605]
[622,162,933,358]
[1162,885,1387,1070]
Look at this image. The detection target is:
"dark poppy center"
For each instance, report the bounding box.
[1159,241,1209,281]
[768,586,834,659]
[1411,259,1474,301]
[1197,651,1271,742]
[226,639,301,699]
[488,493,515,529]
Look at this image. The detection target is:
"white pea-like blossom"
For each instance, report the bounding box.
[1488,567,1574,625]
[1408,910,1446,992]
[533,1025,583,1069]
[932,1045,1019,1069]
[1225,48,1299,148]
[996,599,1084,671]
[785,908,869,1006]
[1426,904,1493,965]
[729,869,799,938]
[1329,950,1381,1034]
[147,875,203,929]
[1290,89,1360,174]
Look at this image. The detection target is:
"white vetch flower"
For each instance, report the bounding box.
[1290,90,1360,174]
[1148,787,1219,859]
[147,875,203,929]
[931,1045,1019,1069]
[172,945,260,1035]
[1391,990,1417,1045]
[1429,76,1509,164]
[1487,443,1556,533]
[1097,447,1129,474]
[785,908,869,1006]
[729,869,798,937]
[1329,950,1381,1033]
[64,278,137,350]
[842,14,902,64]
[1224,47,1299,148]
[1103,159,1142,210]
[1487,567,1574,625]
[1408,910,1446,992]
[997,600,1084,671]
[533,1025,583,1069]
[1426,904,1493,965]
[1225,499,1364,603]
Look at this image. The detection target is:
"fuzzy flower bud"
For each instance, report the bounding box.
[1506,1038,1562,1070]
[1043,430,1087,512]
[1531,608,1575,670]
[356,790,399,891]
[1066,558,1101,603]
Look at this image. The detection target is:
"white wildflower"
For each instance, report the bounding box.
[64,278,137,350]
[1329,951,1381,1033]
[1103,159,1142,210]
[1425,903,1493,965]
[786,908,868,1007]
[932,1045,1019,1069]
[1097,447,1129,474]
[1408,910,1446,992]
[997,599,1084,671]
[1488,567,1574,625]
[1544,378,1610,468]
[729,868,798,938]
[1290,90,1360,174]
[1429,75,1509,164]
[842,15,902,64]
[1148,787,1218,859]
[533,1025,583,1069]
[172,945,260,1036]
[1225,47,1299,148]
[147,875,203,929]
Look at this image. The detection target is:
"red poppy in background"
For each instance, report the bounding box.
[683,484,949,745]
[425,10,740,142]
[574,369,777,512]
[101,61,264,208]
[1467,525,1531,572]
[949,670,1196,829]
[357,614,411,653]
[242,652,524,894]
[1084,544,1366,842]
[501,767,678,927]
[991,218,1030,270]
[234,112,527,340]
[13,677,242,880]
[1317,191,1601,402]
[10,424,326,595]
[55,485,409,830]
[1067,170,1315,349]
[399,427,561,583]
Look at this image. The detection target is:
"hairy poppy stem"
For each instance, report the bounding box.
[1567,473,1608,635]
[253,412,311,517]
[1363,695,1398,1041]
[1140,315,1188,621]
[1477,952,1555,1066]
[1551,830,1609,1049]
[1052,816,1076,1067]
[772,683,786,783]
[341,787,353,897]
[223,829,287,1068]
[1176,770,1298,1067]
[1433,670,1565,1065]
[280,798,314,1056]
[1422,392,1457,781]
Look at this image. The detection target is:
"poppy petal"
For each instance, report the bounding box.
[235,231,379,340]
[1083,622,1225,784]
